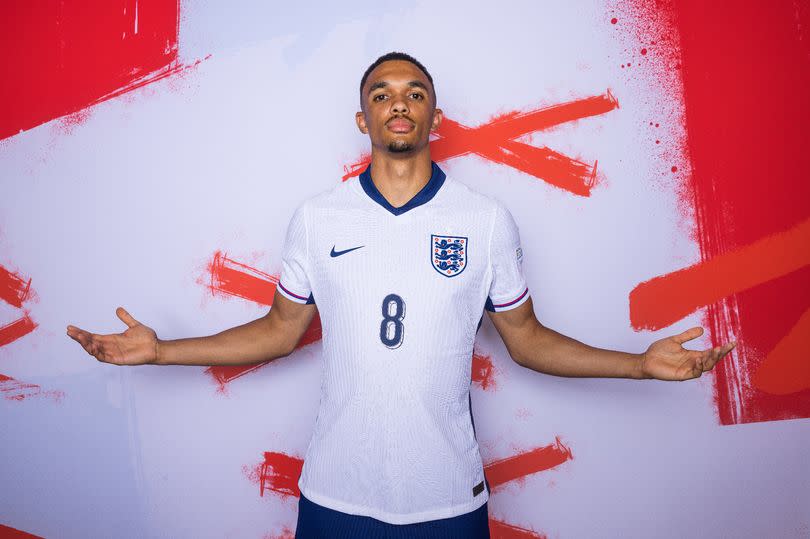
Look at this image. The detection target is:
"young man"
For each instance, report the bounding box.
[67,52,736,539]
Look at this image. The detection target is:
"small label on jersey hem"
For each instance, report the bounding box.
[472,480,485,497]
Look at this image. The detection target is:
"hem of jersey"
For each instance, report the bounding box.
[489,288,530,312]
[298,484,489,526]
[277,281,310,304]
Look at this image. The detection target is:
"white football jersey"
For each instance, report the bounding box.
[277,162,530,524]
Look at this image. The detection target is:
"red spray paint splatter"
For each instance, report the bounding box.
[249,440,567,537]
[244,451,303,499]
[262,528,295,539]
[0,373,64,402]
[202,251,322,390]
[484,436,573,491]
[0,264,38,347]
[489,520,547,539]
[0,265,33,308]
[0,0,207,141]
[343,92,620,196]
[472,350,497,390]
[247,439,572,498]
[258,451,303,498]
[0,317,38,348]
[650,0,810,424]
[629,217,810,331]
[0,524,44,538]
[206,250,279,306]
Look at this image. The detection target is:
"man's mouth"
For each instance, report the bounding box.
[386,118,414,133]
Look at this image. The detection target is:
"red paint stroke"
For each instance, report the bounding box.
[629,218,810,330]
[0,0,207,141]
[248,442,565,536]
[207,250,279,306]
[249,437,570,500]
[484,436,573,491]
[0,264,38,348]
[342,92,619,196]
[0,316,38,348]
[489,519,547,539]
[752,308,810,395]
[0,265,33,308]
[0,524,44,538]
[0,373,63,402]
[472,350,497,390]
[202,251,322,389]
[669,0,810,424]
[244,451,303,498]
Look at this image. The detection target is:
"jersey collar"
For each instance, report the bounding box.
[358,161,446,216]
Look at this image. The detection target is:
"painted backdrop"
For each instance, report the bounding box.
[1,1,808,538]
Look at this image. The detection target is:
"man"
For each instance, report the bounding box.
[67,52,736,538]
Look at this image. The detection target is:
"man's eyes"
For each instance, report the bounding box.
[371,93,425,101]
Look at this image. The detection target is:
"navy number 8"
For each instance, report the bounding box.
[380,293,405,348]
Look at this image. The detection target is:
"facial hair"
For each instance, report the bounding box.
[387,140,414,153]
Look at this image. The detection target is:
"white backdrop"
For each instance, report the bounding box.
[1,1,808,538]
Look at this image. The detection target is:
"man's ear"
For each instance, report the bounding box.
[355,111,368,134]
[431,108,444,132]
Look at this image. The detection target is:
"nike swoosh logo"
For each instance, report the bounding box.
[330,245,365,257]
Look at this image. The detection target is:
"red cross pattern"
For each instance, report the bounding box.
[0,263,60,402]
[342,91,619,197]
[0,264,37,347]
[248,437,574,539]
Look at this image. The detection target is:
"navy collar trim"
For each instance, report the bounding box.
[358,161,446,216]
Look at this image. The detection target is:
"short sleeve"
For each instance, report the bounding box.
[485,204,530,312]
[277,205,315,304]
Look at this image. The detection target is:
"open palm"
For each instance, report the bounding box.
[66,307,158,366]
[641,326,736,381]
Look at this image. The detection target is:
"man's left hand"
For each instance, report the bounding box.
[640,326,736,381]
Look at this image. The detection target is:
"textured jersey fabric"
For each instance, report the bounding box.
[277,162,530,525]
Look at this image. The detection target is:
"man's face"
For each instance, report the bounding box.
[356,60,442,155]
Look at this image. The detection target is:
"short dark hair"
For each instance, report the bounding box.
[359,51,435,101]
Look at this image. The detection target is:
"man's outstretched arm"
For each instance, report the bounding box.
[488,297,735,381]
[67,291,316,367]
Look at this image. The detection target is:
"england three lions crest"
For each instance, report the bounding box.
[431,234,468,277]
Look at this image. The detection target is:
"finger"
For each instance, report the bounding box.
[707,342,736,369]
[73,331,98,356]
[116,307,139,329]
[693,355,705,376]
[66,325,87,338]
[672,326,704,345]
[68,328,92,346]
[72,330,108,359]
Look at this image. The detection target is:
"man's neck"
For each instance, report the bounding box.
[368,149,433,208]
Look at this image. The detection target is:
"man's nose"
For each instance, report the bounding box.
[391,96,409,114]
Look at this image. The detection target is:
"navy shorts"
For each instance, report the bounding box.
[295,493,490,539]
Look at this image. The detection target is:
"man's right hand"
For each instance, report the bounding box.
[67,307,158,366]
[66,291,316,367]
